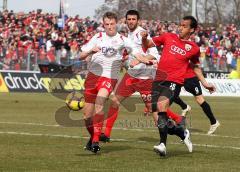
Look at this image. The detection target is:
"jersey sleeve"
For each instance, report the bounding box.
[190,49,200,65]
[81,33,98,52]
[152,34,166,47]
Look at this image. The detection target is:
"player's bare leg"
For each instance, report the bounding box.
[144,104,151,116]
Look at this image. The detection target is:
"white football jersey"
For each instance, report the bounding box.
[81,32,137,79]
[127,26,160,79]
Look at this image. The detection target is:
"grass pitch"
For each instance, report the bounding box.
[0,93,240,172]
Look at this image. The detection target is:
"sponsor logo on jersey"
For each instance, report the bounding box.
[102,47,117,57]
[170,45,186,56]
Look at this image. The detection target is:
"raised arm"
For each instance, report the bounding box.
[141,31,155,51]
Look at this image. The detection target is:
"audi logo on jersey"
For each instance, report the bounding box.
[102,47,117,57]
[170,45,186,56]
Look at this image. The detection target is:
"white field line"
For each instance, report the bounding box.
[0,131,240,151]
[0,121,60,127]
[1,121,240,140]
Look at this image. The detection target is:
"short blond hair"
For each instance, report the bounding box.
[103,12,118,22]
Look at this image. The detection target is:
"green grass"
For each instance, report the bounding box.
[0,93,240,172]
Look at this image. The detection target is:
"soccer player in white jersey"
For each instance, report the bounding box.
[79,12,139,153]
[100,10,184,143]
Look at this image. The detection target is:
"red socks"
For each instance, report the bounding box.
[105,107,119,137]
[92,114,104,143]
[88,107,181,143]
[84,117,93,138]
[89,106,119,143]
[167,109,182,124]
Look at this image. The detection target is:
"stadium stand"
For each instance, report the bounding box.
[0,9,239,72]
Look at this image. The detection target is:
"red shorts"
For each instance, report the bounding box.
[115,73,152,103]
[84,72,117,103]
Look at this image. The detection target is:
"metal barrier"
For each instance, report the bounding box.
[0,47,87,71]
[0,46,235,72]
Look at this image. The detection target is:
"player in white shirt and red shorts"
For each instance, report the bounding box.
[80,12,139,153]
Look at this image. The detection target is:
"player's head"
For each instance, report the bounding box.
[125,10,140,32]
[178,16,198,39]
[103,12,118,37]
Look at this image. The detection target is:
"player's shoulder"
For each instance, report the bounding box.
[116,32,127,41]
[184,41,200,56]
[186,41,200,51]
[163,32,176,38]
[88,32,103,40]
[131,26,145,37]
[136,26,146,33]
[90,32,104,40]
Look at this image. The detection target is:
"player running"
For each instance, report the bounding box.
[80,12,139,153]
[173,63,220,135]
[141,16,216,156]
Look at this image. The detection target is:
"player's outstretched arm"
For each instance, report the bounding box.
[193,65,216,94]
[130,54,156,67]
[80,46,101,60]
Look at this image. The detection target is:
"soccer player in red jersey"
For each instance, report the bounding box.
[173,63,220,134]
[141,16,216,156]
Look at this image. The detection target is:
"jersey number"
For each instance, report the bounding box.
[141,94,152,102]
[170,83,176,91]
[103,81,111,89]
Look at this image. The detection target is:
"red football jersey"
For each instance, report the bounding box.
[152,33,200,84]
[184,63,196,79]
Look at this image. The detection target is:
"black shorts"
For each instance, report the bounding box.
[184,77,202,96]
[152,81,182,112]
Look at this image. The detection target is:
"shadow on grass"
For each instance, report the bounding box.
[101,145,132,154]
[76,145,132,156]
[167,150,195,157]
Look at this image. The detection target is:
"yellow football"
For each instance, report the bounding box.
[65,92,85,111]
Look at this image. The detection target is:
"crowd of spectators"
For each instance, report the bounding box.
[0,9,99,71]
[0,9,239,72]
[138,20,240,72]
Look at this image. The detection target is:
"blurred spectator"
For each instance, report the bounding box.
[0,9,239,72]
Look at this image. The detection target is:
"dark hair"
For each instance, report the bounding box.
[103,12,118,22]
[125,10,140,20]
[183,16,198,30]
